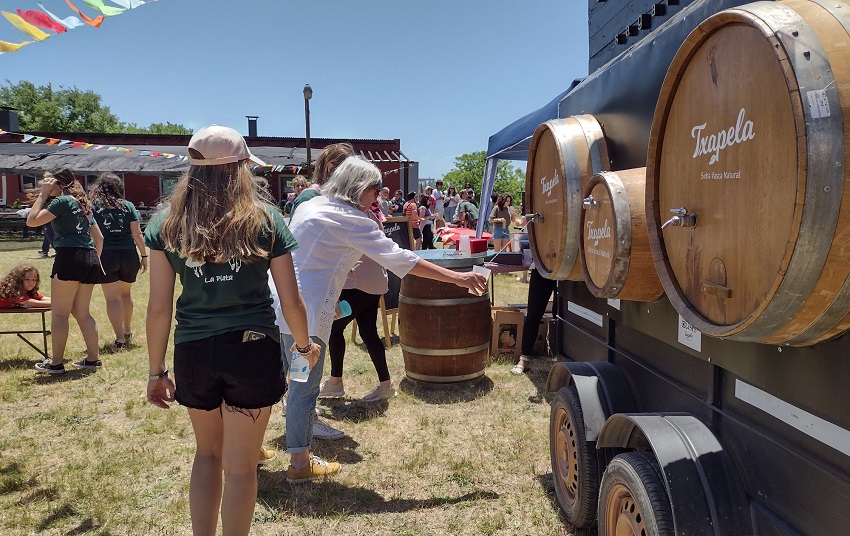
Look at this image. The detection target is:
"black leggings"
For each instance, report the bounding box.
[328,288,390,382]
[521,268,557,356]
[421,225,435,249]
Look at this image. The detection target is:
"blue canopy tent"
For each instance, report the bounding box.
[476,81,581,237]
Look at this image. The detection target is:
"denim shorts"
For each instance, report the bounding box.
[174,330,286,411]
[493,226,510,240]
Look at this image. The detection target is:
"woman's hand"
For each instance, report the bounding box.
[456,271,488,296]
[139,256,149,273]
[39,176,59,197]
[290,339,321,368]
[147,375,176,409]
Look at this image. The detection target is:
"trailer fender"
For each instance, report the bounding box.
[597,413,752,536]
[546,361,635,441]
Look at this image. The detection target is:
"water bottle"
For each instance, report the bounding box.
[337,300,352,319]
[290,352,311,383]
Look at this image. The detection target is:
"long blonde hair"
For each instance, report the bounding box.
[159,160,276,263]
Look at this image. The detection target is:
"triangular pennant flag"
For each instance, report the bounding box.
[46,138,60,146]
[2,12,51,41]
[0,39,30,52]
[0,129,4,135]
[84,143,93,148]
[83,0,125,16]
[31,136,46,143]
[92,144,104,150]
[38,3,85,29]
[107,146,117,151]
[16,9,67,34]
[21,135,35,142]
[109,0,145,8]
[66,0,105,28]
[140,150,151,156]
[150,152,160,157]
[58,140,71,146]
[72,141,85,147]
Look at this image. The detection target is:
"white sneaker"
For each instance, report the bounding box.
[312,418,344,440]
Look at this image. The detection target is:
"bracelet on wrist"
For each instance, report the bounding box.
[140,255,148,258]
[148,369,168,379]
[295,339,313,354]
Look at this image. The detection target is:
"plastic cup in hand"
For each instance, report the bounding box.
[338,300,352,318]
[459,235,471,254]
[290,353,311,383]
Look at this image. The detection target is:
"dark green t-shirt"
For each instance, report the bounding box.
[46,195,96,249]
[93,200,140,250]
[144,206,298,344]
[289,188,320,218]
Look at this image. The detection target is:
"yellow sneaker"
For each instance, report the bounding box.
[258,447,277,465]
[286,455,340,483]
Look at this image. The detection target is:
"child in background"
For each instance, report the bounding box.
[0,264,51,308]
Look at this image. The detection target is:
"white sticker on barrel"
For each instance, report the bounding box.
[736,379,850,458]
[568,301,604,327]
[807,89,831,119]
[607,299,621,310]
[678,314,702,352]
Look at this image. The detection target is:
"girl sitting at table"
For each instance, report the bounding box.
[0,264,51,308]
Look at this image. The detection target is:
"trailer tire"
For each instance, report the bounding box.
[598,452,673,536]
[549,384,598,528]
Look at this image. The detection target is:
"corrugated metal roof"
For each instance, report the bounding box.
[0,143,408,177]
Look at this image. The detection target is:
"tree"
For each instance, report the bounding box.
[442,150,525,202]
[0,80,191,135]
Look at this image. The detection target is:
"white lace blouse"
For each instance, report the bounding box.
[276,196,419,344]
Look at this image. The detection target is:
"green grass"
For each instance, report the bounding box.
[0,239,574,535]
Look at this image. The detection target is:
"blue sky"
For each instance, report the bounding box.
[1,0,588,179]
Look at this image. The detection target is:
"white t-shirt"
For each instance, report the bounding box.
[431,188,445,214]
[276,196,419,344]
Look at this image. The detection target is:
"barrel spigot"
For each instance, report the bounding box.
[661,207,697,229]
[582,195,600,210]
[524,213,544,223]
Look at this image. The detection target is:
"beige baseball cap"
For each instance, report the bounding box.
[188,125,265,166]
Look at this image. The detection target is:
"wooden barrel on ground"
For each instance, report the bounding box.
[580,168,663,302]
[526,115,610,280]
[399,250,491,383]
[646,0,850,346]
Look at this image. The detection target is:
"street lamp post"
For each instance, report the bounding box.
[303,84,313,174]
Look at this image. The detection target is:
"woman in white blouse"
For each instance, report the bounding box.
[276,156,487,483]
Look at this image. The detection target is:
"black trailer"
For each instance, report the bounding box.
[487,1,850,534]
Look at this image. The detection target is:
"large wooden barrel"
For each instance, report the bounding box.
[526,115,610,280]
[581,168,663,302]
[646,0,850,346]
[399,251,491,383]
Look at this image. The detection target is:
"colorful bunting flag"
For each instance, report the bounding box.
[0,39,30,52]
[83,0,125,16]
[16,9,68,33]
[2,11,51,41]
[109,0,145,8]
[38,2,85,29]
[66,0,106,28]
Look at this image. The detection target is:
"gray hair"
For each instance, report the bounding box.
[322,156,382,207]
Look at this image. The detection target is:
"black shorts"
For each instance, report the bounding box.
[99,249,141,284]
[412,228,422,240]
[173,330,286,411]
[52,248,102,284]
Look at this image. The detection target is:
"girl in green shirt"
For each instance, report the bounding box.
[27,168,104,374]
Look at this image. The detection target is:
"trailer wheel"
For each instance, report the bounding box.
[549,384,598,528]
[598,452,674,536]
